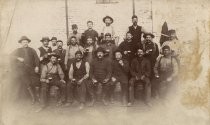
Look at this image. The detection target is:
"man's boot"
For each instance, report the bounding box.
[88,95,95,107]
[27,87,36,105]
[102,94,108,106]
[35,87,40,103]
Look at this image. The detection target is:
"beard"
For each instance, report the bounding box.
[76,58,81,62]
[133,22,137,26]
[73,31,77,34]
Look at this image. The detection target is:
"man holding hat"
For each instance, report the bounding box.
[38,52,66,112]
[101,16,115,40]
[66,51,90,109]
[127,15,147,47]
[11,36,40,104]
[50,37,58,51]
[36,37,52,66]
[68,24,82,46]
[88,47,112,106]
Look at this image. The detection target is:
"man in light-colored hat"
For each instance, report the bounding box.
[11,36,40,104]
[101,16,115,40]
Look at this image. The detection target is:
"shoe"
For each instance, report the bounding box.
[88,99,95,107]
[35,106,45,113]
[56,101,63,107]
[110,97,115,104]
[102,99,108,106]
[127,102,133,107]
[64,102,72,107]
[79,103,85,110]
[145,102,152,107]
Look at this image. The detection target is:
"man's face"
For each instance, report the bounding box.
[145,35,152,42]
[72,28,78,33]
[43,40,49,47]
[57,42,63,49]
[50,56,57,64]
[132,18,138,25]
[126,33,132,41]
[87,22,93,29]
[21,40,29,48]
[137,49,144,57]
[163,49,171,56]
[97,51,104,59]
[70,38,77,45]
[51,40,57,46]
[105,35,112,41]
[169,33,176,40]
[115,52,122,60]
[87,38,93,45]
[75,53,83,61]
[105,18,111,26]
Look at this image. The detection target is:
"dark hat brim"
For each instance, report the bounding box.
[143,33,155,39]
[18,38,31,43]
[40,38,50,42]
[103,16,114,24]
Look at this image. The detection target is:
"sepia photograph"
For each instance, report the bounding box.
[0,0,209,125]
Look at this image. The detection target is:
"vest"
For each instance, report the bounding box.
[129,25,142,43]
[38,46,52,64]
[73,60,86,80]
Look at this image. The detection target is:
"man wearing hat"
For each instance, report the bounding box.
[37,52,66,112]
[110,50,130,105]
[11,36,40,104]
[68,24,82,46]
[88,47,112,106]
[81,21,99,47]
[36,37,52,67]
[50,37,58,51]
[127,15,147,47]
[66,51,90,109]
[101,16,115,40]
[154,45,178,100]
[128,49,152,107]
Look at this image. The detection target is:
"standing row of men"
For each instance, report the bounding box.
[11,15,180,111]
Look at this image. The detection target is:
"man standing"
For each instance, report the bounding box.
[66,51,90,109]
[101,16,115,39]
[99,33,117,61]
[68,24,82,46]
[38,53,66,112]
[110,50,129,106]
[127,15,147,47]
[128,49,152,107]
[88,47,112,106]
[83,36,97,63]
[36,37,52,66]
[50,37,58,51]
[81,21,99,47]
[11,36,40,104]
[154,45,178,100]
[118,32,138,64]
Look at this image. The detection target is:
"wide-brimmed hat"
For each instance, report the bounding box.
[40,37,50,42]
[51,37,57,41]
[94,47,106,55]
[72,24,78,29]
[48,52,60,58]
[18,36,31,43]
[143,33,155,39]
[103,16,114,24]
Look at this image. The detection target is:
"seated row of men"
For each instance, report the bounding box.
[11,29,179,111]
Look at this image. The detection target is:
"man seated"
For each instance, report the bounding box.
[128,49,152,107]
[37,53,66,112]
[110,50,129,106]
[154,45,179,100]
[66,51,90,110]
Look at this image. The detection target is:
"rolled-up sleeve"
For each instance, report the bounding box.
[40,65,48,82]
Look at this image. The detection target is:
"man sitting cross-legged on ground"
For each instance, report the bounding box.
[66,51,90,109]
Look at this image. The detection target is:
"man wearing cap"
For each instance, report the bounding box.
[101,16,115,40]
[66,51,90,109]
[128,49,152,107]
[65,36,84,72]
[110,50,129,105]
[99,33,117,61]
[88,47,112,106]
[118,32,138,64]
[81,21,99,47]
[37,53,66,112]
[154,45,178,100]
[11,36,40,104]
[68,24,82,46]
[36,37,52,67]
[50,37,58,51]
[83,36,97,63]
[127,15,147,47]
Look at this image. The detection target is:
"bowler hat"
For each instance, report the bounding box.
[94,47,106,55]
[143,33,155,39]
[51,37,57,41]
[75,50,83,56]
[18,36,31,43]
[103,16,114,24]
[40,37,50,42]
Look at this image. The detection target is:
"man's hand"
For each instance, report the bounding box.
[60,79,66,84]
[111,77,117,82]
[77,79,83,85]
[119,60,124,66]
[141,75,145,80]
[124,51,128,55]
[46,79,50,84]
[17,57,24,62]
[155,74,159,78]
[92,78,97,83]
[103,78,109,84]
[34,67,39,73]
[166,77,172,82]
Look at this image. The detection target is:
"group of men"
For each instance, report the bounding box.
[11,15,180,111]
